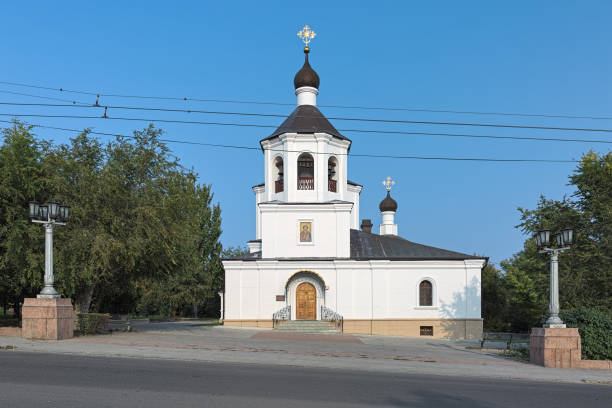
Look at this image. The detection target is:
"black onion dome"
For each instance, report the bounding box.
[294,49,320,89]
[379,191,398,212]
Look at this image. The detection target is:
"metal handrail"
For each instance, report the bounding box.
[272,305,291,329]
[321,305,343,332]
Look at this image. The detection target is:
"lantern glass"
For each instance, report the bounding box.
[39,205,49,221]
[60,205,70,222]
[29,201,40,219]
[537,229,550,249]
[556,233,563,247]
[48,201,60,220]
[561,227,573,247]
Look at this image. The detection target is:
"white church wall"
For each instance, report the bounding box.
[222,259,485,322]
[252,185,265,240]
[347,184,362,229]
[259,203,352,258]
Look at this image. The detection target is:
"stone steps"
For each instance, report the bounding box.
[275,320,340,333]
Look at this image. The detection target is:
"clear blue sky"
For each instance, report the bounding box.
[1,1,610,264]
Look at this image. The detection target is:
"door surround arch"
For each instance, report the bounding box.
[285,270,325,321]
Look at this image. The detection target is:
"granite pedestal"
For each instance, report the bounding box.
[21,298,74,340]
[530,327,581,368]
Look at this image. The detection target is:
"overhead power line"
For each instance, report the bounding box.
[2,102,612,135]
[1,80,611,121]
[0,119,578,163]
[1,111,611,145]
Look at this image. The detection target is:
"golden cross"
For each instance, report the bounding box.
[297,25,317,48]
[382,176,395,192]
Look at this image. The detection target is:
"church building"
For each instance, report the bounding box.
[221,27,487,339]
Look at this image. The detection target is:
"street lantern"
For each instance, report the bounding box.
[48,200,60,220]
[59,205,70,222]
[29,201,40,219]
[39,205,49,221]
[29,199,70,299]
[536,227,574,328]
[560,227,574,247]
[534,229,550,250]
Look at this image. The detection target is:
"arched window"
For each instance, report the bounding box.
[419,280,433,306]
[327,156,338,192]
[297,153,314,190]
[273,156,284,193]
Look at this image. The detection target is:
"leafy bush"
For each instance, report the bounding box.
[560,307,612,360]
[75,313,110,335]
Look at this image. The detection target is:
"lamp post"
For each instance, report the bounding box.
[29,200,70,299]
[534,227,574,328]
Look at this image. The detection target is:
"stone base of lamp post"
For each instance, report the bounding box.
[530,327,581,368]
[21,298,74,340]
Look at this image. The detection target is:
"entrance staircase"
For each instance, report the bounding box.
[275,320,341,333]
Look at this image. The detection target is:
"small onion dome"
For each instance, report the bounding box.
[294,48,320,89]
[379,191,398,212]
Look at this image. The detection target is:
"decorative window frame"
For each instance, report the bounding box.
[296,219,315,246]
[415,277,438,309]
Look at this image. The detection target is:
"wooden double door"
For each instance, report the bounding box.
[296,282,316,320]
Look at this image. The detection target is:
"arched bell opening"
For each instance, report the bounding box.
[297,153,314,190]
[273,156,284,193]
[327,156,338,192]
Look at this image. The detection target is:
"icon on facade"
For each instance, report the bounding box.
[299,221,312,242]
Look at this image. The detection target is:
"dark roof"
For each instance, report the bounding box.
[350,229,484,261]
[294,50,320,89]
[260,105,350,146]
[252,182,265,188]
[347,180,362,187]
[379,191,398,212]
[222,229,486,262]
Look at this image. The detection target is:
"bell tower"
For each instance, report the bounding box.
[252,26,361,258]
[259,25,352,205]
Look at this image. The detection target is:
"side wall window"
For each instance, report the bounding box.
[419,280,433,306]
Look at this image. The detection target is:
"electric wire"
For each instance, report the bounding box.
[1,80,611,121]
[2,102,612,135]
[0,119,578,163]
[1,111,611,145]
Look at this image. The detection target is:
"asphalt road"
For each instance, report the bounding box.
[0,352,610,407]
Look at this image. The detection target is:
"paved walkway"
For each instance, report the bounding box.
[1,321,610,385]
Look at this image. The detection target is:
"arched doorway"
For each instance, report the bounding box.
[295,282,316,320]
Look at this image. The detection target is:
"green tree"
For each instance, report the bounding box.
[0,121,48,316]
[481,263,508,331]
[485,151,612,332]
[0,122,225,318]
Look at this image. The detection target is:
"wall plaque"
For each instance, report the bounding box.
[276,295,285,301]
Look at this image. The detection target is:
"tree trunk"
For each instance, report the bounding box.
[74,285,95,314]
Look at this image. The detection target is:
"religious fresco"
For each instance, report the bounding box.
[299,221,312,242]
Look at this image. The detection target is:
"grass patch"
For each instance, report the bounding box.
[189,322,221,327]
[499,348,530,361]
[0,317,19,327]
[486,338,530,344]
